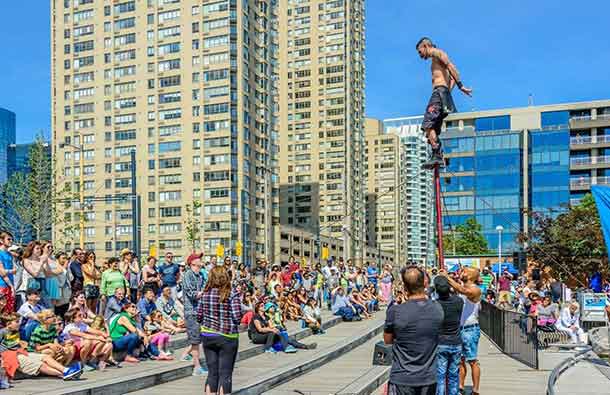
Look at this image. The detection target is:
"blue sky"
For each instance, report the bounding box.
[1,1,609,142]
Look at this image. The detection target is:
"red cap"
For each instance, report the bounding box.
[186,252,203,266]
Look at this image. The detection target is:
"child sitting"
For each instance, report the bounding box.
[143,311,173,360]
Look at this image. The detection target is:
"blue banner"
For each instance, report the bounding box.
[591,186,610,254]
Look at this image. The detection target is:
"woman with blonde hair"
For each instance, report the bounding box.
[197,266,243,395]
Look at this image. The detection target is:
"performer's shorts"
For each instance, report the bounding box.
[421,86,457,134]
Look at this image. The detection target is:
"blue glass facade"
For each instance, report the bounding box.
[7,144,32,177]
[0,108,16,184]
[529,133,570,215]
[474,131,523,251]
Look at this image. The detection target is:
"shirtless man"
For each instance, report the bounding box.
[416,37,473,167]
[441,267,482,395]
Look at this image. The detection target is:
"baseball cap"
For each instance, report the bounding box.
[120,248,132,257]
[7,245,20,253]
[186,252,204,265]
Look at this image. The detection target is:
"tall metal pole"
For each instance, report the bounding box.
[434,166,444,270]
[79,145,85,249]
[130,150,138,256]
[496,226,503,295]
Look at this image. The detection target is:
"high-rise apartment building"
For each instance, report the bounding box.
[277,0,366,261]
[383,116,435,266]
[364,118,403,264]
[440,99,610,253]
[0,108,16,184]
[51,0,279,263]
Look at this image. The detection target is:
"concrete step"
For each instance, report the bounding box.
[130,312,386,395]
[9,311,340,395]
[263,335,389,395]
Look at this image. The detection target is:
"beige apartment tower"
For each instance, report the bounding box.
[51,0,279,264]
[364,118,403,264]
[276,0,366,261]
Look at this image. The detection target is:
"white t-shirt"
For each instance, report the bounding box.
[63,322,90,345]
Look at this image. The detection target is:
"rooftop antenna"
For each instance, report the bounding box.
[528,93,534,106]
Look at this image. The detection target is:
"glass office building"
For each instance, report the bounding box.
[0,108,16,184]
[439,99,610,253]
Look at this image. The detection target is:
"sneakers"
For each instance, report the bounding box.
[264,348,278,354]
[83,363,97,372]
[180,353,194,362]
[63,362,83,381]
[192,366,208,376]
[284,345,298,353]
[423,149,445,169]
[306,343,318,350]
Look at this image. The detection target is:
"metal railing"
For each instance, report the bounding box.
[570,134,610,145]
[570,155,610,166]
[546,346,594,395]
[570,113,610,122]
[479,301,539,369]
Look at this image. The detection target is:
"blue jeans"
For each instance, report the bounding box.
[334,306,354,321]
[436,344,461,395]
[112,333,142,356]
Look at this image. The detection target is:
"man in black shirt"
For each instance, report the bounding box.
[434,276,464,395]
[384,266,444,395]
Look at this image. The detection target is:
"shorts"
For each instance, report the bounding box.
[17,353,44,376]
[387,382,436,395]
[499,290,512,303]
[186,315,201,345]
[460,324,481,362]
[421,86,456,134]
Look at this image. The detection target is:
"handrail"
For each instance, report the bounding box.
[546,346,593,395]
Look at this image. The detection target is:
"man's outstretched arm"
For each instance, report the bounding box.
[429,48,473,96]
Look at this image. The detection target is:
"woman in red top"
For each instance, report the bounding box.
[197,266,243,395]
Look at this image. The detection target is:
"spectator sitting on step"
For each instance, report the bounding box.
[27,310,76,367]
[16,289,45,342]
[62,308,115,370]
[331,286,361,322]
[349,291,371,319]
[302,297,324,334]
[533,295,559,333]
[280,290,302,321]
[362,284,380,312]
[556,301,586,344]
[155,285,185,333]
[136,288,158,328]
[104,286,128,323]
[0,313,83,381]
[248,302,316,354]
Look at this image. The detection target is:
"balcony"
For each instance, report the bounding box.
[570,155,610,169]
[569,176,610,190]
[569,113,610,129]
[570,134,610,148]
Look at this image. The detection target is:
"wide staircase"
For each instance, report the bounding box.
[9,309,390,395]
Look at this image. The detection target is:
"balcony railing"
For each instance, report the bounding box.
[569,176,610,188]
[570,113,610,122]
[570,134,610,145]
[570,155,610,166]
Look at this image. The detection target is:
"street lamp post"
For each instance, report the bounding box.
[496,225,504,294]
[60,143,85,249]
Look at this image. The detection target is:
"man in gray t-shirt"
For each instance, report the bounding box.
[384,266,444,395]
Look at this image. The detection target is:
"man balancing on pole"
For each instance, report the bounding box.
[416,37,473,167]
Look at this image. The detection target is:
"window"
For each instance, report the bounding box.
[203,52,229,66]
[158,26,181,39]
[160,207,181,217]
[159,75,181,87]
[204,170,230,181]
[74,103,94,114]
[115,49,136,62]
[73,72,94,84]
[159,174,182,185]
[115,82,136,94]
[114,113,136,125]
[203,18,229,32]
[158,59,181,72]
[204,103,229,115]
[203,35,229,49]
[114,1,135,14]
[114,17,135,30]
[475,115,511,132]
[159,223,182,233]
[204,86,229,99]
[158,42,181,55]
[114,33,136,46]
[159,92,181,103]
[159,158,181,169]
[73,87,94,100]
[159,191,181,201]
[115,129,137,140]
[73,56,94,69]
[158,10,180,23]
[74,9,94,23]
[159,108,182,120]
[204,120,230,132]
[73,40,94,53]
[159,124,182,136]
[158,141,181,152]
[115,97,137,109]
[203,1,228,14]
[204,204,230,215]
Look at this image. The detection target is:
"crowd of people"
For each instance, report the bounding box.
[0,230,389,391]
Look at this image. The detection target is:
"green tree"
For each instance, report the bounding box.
[28,136,53,240]
[0,172,33,243]
[443,217,490,255]
[524,194,606,282]
[184,200,202,252]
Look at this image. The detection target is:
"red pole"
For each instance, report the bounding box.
[434,165,445,270]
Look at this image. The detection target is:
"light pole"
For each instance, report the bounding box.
[496,225,504,294]
[59,142,84,249]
